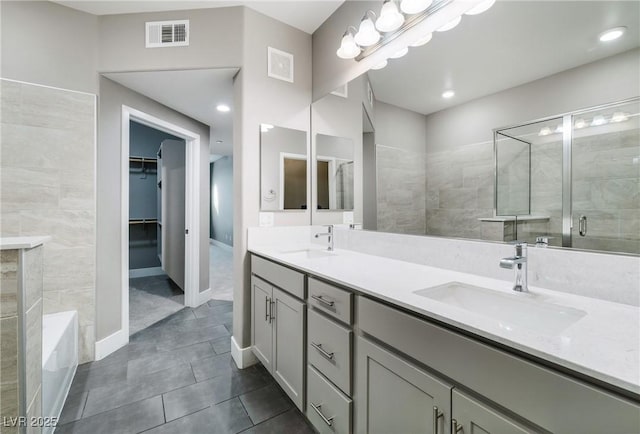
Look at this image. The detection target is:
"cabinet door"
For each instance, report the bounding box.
[251,276,273,371]
[272,286,305,411]
[355,336,452,434]
[452,389,538,434]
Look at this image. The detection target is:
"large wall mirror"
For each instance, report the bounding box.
[316,134,354,210]
[260,124,309,211]
[311,0,639,255]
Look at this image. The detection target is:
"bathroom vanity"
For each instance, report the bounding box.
[249,243,640,434]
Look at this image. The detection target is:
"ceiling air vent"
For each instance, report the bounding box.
[145,20,189,48]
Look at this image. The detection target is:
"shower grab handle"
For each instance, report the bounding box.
[579,215,587,237]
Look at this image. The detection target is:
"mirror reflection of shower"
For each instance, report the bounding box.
[493,98,640,254]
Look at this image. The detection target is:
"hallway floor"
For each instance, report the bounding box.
[129,274,184,336]
[56,301,314,434]
[210,242,233,301]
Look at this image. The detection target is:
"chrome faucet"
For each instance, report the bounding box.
[314,225,334,251]
[500,242,528,292]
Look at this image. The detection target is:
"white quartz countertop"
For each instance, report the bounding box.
[249,246,640,396]
[0,236,51,250]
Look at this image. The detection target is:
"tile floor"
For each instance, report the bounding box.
[55,300,315,433]
[209,242,233,301]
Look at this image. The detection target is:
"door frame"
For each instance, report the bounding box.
[279,152,308,210]
[121,105,201,338]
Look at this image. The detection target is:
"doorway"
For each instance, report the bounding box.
[121,105,201,337]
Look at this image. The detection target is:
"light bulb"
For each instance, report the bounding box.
[591,115,607,126]
[400,0,433,15]
[465,0,496,15]
[539,127,552,136]
[410,32,432,47]
[599,27,626,42]
[574,118,586,129]
[389,47,409,59]
[336,31,361,59]
[611,112,629,123]
[354,16,380,47]
[371,60,388,70]
[436,15,462,32]
[376,0,405,33]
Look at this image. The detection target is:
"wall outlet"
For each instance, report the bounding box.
[259,212,274,227]
[343,212,354,224]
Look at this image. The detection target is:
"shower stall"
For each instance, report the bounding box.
[494,97,640,255]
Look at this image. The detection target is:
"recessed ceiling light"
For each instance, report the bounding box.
[216,140,223,143]
[599,27,626,42]
[442,90,455,99]
[216,104,231,112]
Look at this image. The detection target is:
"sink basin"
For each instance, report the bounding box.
[279,249,336,260]
[414,282,587,335]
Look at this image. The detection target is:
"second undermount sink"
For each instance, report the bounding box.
[279,249,336,260]
[414,282,587,335]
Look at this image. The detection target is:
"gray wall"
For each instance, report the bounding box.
[98,77,211,339]
[233,7,312,349]
[374,101,428,235]
[210,157,234,247]
[0,1,98,94]
[129,122,181,270]
[424,48,640,153]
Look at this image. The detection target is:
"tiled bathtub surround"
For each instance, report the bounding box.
[1,237,48,434]
[0,79,96,362]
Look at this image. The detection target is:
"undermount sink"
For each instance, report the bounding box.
[414,282,587,335]
[279,249,336,259]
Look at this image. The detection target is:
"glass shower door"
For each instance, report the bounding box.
[571,100,640,254]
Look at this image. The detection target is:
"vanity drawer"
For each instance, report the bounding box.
[308,277,352,324]
[307,365,352,434]
[251,255,304,299]
[308,308,352,395]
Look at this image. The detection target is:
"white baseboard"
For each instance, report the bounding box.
[209,238,233,252]
[231,336,257,369]
[197,287,212,306]
[129,267,164,278]
[94,328,128,360]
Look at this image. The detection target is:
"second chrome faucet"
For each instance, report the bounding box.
[500,242,528,292]
[314,225,334,251]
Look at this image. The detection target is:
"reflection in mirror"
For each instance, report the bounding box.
[313,1,639,255]
[260,124,308,211]
[316,134,354,210]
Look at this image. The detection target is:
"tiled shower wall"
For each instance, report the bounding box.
[425,141,494,239]
[376,144,426,235]
[0,79,96,362]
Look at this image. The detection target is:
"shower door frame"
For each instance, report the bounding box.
[493,96,640,248]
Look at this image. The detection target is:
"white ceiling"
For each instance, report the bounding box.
[368,1,640,116]
[104,68,237,155]
[54,0,344,34]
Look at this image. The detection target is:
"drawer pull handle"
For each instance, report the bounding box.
[451,419,462,433]
[311,342,334,360]
[310,402,334,427]
[433,406,443,433]
[311,294,335,307]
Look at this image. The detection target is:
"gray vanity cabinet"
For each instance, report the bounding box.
[251,276,273,371]
[250,260,306,411]
[355,336,452,434]
[451,390,533,434]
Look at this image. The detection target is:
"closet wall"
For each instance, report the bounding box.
[129,121,182,274]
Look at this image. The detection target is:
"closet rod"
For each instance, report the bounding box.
[129,156,158,163]
[129,218,158,225]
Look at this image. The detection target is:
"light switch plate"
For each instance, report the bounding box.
[259,212,274,227]
[343,212,354,224]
